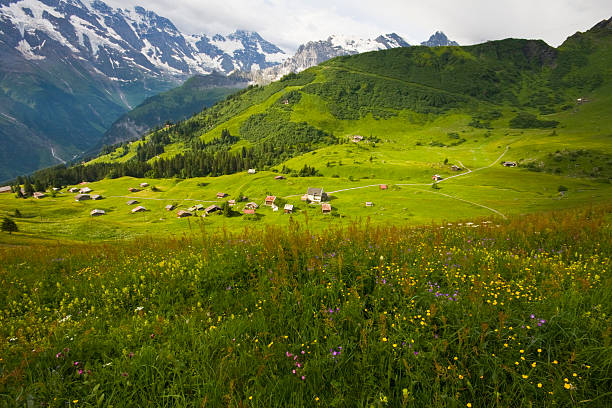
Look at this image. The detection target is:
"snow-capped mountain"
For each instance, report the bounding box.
[248,33,411,84]
[0,0,286,180]
[0,0,287,79]
[421,31,459,47]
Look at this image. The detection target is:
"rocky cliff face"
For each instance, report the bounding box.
[248,33,411,84]
[420,31,459,47]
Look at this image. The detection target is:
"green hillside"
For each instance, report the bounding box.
[2,17,612,242]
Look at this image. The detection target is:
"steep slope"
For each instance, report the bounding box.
[100,72,248,147]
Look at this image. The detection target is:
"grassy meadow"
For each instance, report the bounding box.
[0,206,611,406]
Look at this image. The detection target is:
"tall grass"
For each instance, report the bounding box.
[0,205,611,407]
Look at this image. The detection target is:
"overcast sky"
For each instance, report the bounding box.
[103,0,612,52]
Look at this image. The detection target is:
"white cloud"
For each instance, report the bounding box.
[102,0,612,51]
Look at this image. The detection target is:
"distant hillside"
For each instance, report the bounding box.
[23,17,612,187]
[100,73,248,147]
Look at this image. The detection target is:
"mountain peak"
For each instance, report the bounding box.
[421,31,459,47]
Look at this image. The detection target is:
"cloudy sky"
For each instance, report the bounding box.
[103,0,611,52]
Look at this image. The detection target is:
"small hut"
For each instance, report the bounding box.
[79,187,93,194]
[248,169,257,174]
[243,209,255,215]
[322,203,332,214]
[216,192,227,199]
[165,204,176,211]
[228,200,236,206]
[128,187,141,193]
[275,175,286,180]
[90,209,105,217]
[366,202,373,207]
[33,192,46,199]
[91,194,103,200]
[176,210,192,218]
[245,202,259,210]
[75,194,90,201]
[284,204,294,214]
[127,200,139,205]
[131,206,146,213]
[140,182,149,188]
[265,196,276,206]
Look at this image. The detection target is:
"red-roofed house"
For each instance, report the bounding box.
[265,196,276,206]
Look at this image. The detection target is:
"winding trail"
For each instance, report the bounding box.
[303,146,511,218]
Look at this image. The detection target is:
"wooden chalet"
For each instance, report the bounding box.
[205,205,222,214]
[176,210,192,218]
[243,209,255,215]
[321,203,332,214]
[216,192,227,198]
[126,200,139,205]
[91,195,103,200]
[306,187,326,203]
[165,204,176,211]
[75,194,91,201]
[131,206,146,213]
[128,187,140,193]
[351,135,364,143]
[228,200,236,206]
[366,202,373,207]
[284,204,294,213]
[90,209,105,217]
[140,182,149,188]
[265,196,276,206]
[0,186,12,193]
[245,202,259,210]
[275,175,286,180]
[451,165,462,171]
[68,187,79,193]
[33,192,46,199]
[79,187,93,194]
[432,175,443,181]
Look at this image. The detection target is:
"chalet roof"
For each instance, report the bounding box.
[176,210,192,218]
[205,205,222,213]
[321,203,331,212]
[131,206,146,213]
[140,182,149,187]
[127,200,138,205]
[33,192,46,198]
[80,187,93,193]
[284,204,294,211]
[216,192,226,198]
[165,204,175,210]
[91,195,102,200]
[0,186,12,193]
[275,175,286,180]
[75,194,90,201]
[243,209,255,215]
[307,187,323,196]
[90,209,105,216]
[245,202,259,209]
[128,187,140,192]
[265,195,276,202]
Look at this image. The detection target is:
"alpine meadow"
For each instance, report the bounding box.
[1,8,612,408]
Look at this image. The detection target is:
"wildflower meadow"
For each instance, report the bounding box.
[0,206,611,407]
